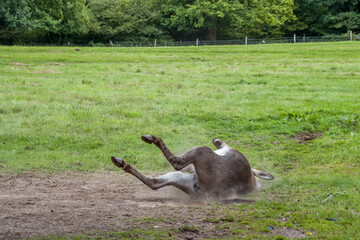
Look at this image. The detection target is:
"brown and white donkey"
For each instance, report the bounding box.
[111,135,274,200]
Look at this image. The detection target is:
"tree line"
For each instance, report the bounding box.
[0,0,359,45]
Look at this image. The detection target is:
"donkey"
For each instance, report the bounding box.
[111,135,274,200]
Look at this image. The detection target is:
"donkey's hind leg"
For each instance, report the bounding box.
[111,157,197,196]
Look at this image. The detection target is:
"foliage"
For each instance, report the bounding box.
[158,0,295,40]
[33,0,90,36]
[338,114,359,126]
[0,0,34,31]
[0,0,35,43]
[284,0,360,35]
[87,0,167,42]
[0,0,90,44]
[242,0,295,37]
[285,112,318,123]
[0,0,357,43]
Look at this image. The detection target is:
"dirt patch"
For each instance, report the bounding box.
[289,132,322,144]
[10,62,30,66]
[34,70,57,74]
[0,172,219,239]
[0,172,306,239]
[267,227,308,239]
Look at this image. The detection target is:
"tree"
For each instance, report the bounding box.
[87,0,167,42]
[0,0,34,31]
[0,0,35,43]
[31,0,90,43]
[285,0,360,35]
[330,11,360,32]
[0,0,90,44]
[239,0,295,37]
[158,0,295,40]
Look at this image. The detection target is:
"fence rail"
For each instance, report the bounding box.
[94,33,358,48]
[4,33,357,47]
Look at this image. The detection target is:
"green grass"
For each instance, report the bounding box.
[30,229,176,240]
[1,42,360,239]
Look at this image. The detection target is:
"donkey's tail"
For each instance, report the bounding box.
[251,169,275,180]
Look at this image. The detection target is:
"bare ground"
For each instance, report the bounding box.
[0,172,306,239]
[289,132,323,144]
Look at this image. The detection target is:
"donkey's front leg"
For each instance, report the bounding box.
[141,135,215,172]
[141,135,192,171]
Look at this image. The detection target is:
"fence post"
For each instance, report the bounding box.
[294,34,296,43]
[109,40,113,47]
[350,31,353,41]
[154,39,157,47]
[196,38,199,46]
[303,34,305,42]
[245,37,248,45]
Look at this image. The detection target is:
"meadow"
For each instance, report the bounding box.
[0,42,359,239]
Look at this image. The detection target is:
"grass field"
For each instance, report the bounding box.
[1,42,360,239]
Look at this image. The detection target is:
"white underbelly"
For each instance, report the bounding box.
[214,147,231,156]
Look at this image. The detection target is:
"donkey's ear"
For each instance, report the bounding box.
[251,169,274,180]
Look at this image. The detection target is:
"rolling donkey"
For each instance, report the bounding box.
[111,135,274,200]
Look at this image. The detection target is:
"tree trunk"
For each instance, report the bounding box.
[206,17,217,41]
[206,28,217,41]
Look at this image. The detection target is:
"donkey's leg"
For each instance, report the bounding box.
[141,135,216,171]
[111,156,197,195]
[140,135,224,193]
[153,171,197,195]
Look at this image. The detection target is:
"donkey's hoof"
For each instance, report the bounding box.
[111,156,124,168]
[141,135,154,144]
